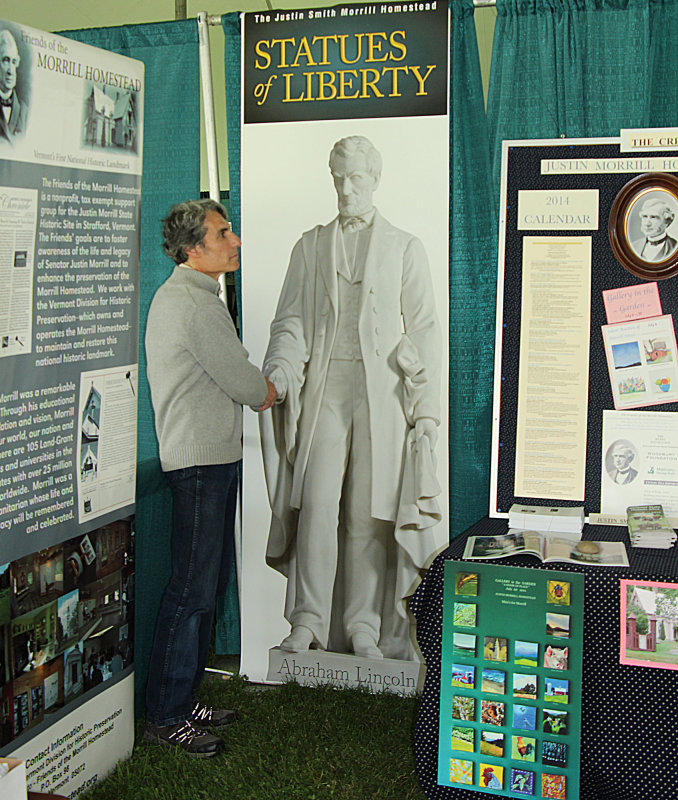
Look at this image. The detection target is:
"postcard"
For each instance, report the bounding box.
[513,704,537,731]
[450,758,473,785]
[515,640,539,667]
[483,635,508,661]
[451,725,474,752]
[481,668,505,694]
[542,740,568,768]
[455,571,479,596]
[542,773,567,799]
[513,673,537,699]
[544,644,569,670]
[620,579,678,670]
[480,730,504,757]
[453,632,476,658]
[452,695,476,721]
[546,612,570,638]
[547,579,571,605]
[602,282,661,324]
[480,699,505,726]
[479,763,503,791]
[601,410,678,516]
[453,602,477,627]
[511,735,536,762]
[544,676,569,704]
[602,314,678,409]
[451,664,475,689]
[510,767,535,795]
[543,708,569,735]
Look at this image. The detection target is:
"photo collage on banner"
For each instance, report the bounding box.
[240,2,450,688]
[438,562,584,798]
[0,19,142,796]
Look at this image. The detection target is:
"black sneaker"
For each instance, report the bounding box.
[144,720,224,757]
[191,702,237,728]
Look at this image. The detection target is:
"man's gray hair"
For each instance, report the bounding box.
[0,30,18,52]
[329,135,382,179]
[641,198,676,226]
[162,199,228,264]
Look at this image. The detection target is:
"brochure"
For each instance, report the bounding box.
[601,314,678,409]
[508,504,584,536]
[627,504,677,549]
[463,530,629,567]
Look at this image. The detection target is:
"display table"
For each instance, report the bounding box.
[411,518,678,800]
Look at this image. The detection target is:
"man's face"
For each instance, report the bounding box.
[330,152,378,217]
[187,210,241,280]
[0,35,20,95]
[639,202,668,239]
[612,448,631,471]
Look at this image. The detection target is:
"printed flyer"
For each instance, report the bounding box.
[438,561,584,798]
[239,2,450,684]
[600,409,678,515]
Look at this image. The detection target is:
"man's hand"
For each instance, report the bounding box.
[256,376,278,411]
[415,417,438,451]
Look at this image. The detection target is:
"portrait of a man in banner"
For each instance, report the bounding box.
[0,27,30,142]
[260,134,442,661]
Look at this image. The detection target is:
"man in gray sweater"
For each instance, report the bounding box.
[144,199,276,756]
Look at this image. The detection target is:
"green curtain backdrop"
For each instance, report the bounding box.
[449,0,498,537]
[487,0,678,179]
[223,5,496,541]
[60,20,200,714]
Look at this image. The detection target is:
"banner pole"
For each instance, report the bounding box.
[197,11,221,202]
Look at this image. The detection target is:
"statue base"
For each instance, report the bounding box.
[267,646,424,696]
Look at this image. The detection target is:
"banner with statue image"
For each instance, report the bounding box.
[239,2,450,688]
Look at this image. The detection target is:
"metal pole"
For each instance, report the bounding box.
[197,11,221,202]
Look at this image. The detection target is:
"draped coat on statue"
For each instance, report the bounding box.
[260,209,444,644]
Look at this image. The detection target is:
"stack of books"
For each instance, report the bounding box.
[627,505,677,549]
[508,504,584,539]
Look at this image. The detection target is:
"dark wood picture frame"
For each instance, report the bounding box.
[608,172,678,280]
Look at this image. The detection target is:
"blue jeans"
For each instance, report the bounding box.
[145,462,238,726]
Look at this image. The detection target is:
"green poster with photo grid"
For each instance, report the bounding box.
[437,561,584,799]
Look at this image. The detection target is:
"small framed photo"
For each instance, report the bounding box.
[609,172,678,280]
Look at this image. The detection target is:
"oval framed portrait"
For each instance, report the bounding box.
[608,172,678,280]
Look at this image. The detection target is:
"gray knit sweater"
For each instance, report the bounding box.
[145,266,268,471]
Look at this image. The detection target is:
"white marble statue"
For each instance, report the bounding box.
[260,135,442,660]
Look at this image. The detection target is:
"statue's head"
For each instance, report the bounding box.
[329,135,381,217]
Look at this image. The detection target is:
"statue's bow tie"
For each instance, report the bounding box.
[0,96,12,108]
[341,216,368,231]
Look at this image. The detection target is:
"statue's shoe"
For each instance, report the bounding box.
[280,625,314,652]
[352,632,383,660]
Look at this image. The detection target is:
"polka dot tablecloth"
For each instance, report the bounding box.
[411,518,678,800]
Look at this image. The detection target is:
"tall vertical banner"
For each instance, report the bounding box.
[240,3,450,688]
[0,20,142,796]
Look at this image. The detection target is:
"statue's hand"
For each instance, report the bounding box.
[415,417,438,451]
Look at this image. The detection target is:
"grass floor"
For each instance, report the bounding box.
[81,671,427,800]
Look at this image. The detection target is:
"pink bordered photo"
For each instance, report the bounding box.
[620,579,678,669]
